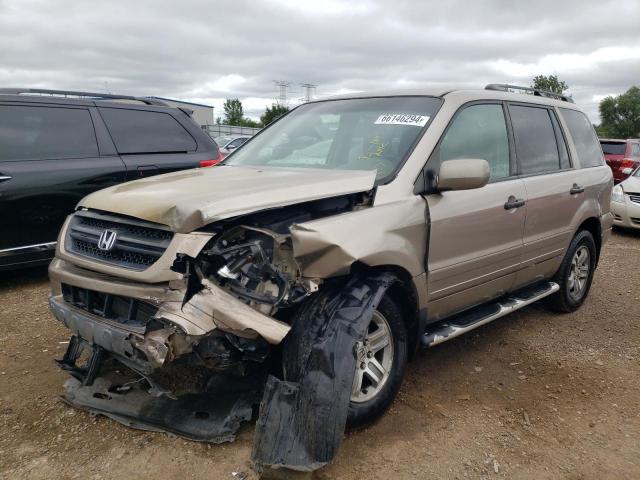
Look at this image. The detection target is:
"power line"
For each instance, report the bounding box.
[300,83,317,102]
[273,80,291,105]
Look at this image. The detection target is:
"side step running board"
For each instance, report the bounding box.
[422,282,559,347]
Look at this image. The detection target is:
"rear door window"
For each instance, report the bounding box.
[559,108,604,168]
[99,108,196,154]
[509,105,561,175]
[0,105,98,161]
[438,103,511,180]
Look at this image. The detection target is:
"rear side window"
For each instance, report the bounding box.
[439,104,510,180]
[509,105,561,175]
[0,105,98,161]
[559,108,604,168]
[631,144,640,156]
[99,108,196,154]
[600,141,627,156]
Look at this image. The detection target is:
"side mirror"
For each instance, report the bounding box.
[437,158,490,191]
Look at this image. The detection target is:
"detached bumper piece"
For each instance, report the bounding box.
[57,337,262,443]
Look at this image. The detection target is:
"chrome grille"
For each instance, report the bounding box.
[628,194,640,205]
[65,212,173,270]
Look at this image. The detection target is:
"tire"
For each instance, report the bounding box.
[545,229,597,313]
[347,294,408,428]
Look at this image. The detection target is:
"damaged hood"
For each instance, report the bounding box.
[79,165,376,233]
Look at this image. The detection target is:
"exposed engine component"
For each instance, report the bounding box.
[200,226,311,315]
[194,333,269,373]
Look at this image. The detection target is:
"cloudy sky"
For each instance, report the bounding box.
[1,0,638,122]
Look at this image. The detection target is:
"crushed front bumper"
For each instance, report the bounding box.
[49,258,291,346]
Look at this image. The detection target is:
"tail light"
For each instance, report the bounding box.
[620,158,639,176]
[200,151,224,168]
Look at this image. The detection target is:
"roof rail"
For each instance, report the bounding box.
[485,84,574,103]
[0,88,169,106]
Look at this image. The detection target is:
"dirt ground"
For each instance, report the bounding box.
[1,229,639,480]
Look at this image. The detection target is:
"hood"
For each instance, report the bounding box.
[621,174,640,192]
[79,165,376,233]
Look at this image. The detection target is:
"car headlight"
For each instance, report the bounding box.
[611,185,625,204]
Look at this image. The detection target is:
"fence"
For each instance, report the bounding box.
[204,124,262,138]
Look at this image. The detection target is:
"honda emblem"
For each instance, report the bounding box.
[97,229,118,251]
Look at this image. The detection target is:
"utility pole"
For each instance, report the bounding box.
[273,80,291,105]
[300,83,317,102]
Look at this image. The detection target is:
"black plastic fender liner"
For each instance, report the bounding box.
[251,272,400,472]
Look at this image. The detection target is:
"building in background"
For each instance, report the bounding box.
[147,96,214,128]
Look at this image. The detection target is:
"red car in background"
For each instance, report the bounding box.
[600,139,640,183]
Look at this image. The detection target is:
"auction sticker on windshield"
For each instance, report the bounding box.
[375,113,430,127]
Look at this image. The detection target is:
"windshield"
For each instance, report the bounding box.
[600,141,626,155]
[225,96,442,182]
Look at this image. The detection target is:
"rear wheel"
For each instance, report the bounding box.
[347,295,407,428]
[545,229,597,313]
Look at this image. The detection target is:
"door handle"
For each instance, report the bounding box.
[504,195,525,210]
[0,175,12,183]
[570,183,585,194]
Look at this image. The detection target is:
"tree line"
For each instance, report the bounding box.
[217,99,289,128]
[532,75,639,139]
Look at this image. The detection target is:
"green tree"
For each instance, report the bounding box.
[223,98,244,125]
[260,103,289,126]
[593,124,609,138]
[598,86,640,139]
[532,74,568,94]
[240,117,262,128]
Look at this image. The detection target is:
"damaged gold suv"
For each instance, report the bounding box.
[48,84,613,471]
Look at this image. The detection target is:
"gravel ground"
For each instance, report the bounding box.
[1,229,639,480]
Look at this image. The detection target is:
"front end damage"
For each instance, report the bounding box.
[48,189,424,471]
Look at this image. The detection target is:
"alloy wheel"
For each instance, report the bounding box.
[568,245,590,301]
[351,310,394,403]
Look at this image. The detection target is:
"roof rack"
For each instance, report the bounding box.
[0,88,169,106]
[485,84,574,103]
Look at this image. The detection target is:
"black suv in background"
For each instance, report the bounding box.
[0,88,221,270]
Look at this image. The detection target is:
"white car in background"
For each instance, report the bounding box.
[611,168,640,230]
[217,135,251,157]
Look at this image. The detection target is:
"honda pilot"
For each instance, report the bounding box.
[47,84,613,472]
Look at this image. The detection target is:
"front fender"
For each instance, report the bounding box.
[290,196,428,279]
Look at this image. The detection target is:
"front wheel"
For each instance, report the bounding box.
[545,229,597,313]
[347,295,407,428]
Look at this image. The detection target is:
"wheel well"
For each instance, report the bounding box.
[577,217,602,264]
[351,263,421,360]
